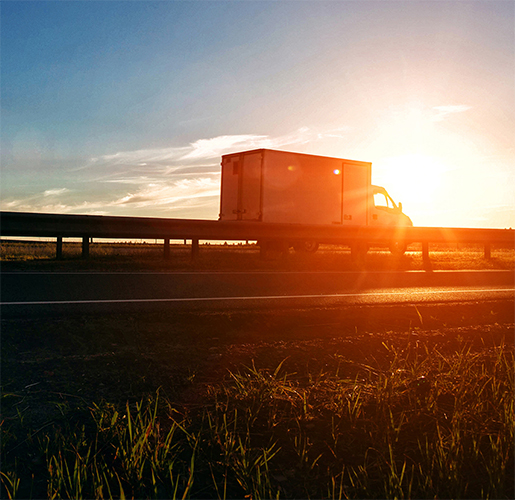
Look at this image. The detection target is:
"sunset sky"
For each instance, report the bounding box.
[2,0,514,228]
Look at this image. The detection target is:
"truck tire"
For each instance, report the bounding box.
[293,240,319,253]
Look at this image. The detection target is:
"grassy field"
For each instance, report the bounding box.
[1,239,514,271]
[1,300,513,499]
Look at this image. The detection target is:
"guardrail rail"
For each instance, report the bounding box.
[1,211,513,261]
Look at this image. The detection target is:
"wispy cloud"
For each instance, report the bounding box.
[86,146,190,169]
[111,178,219,208]
[1,128,317,217]
[432,105,472,122]
[1,177,220,216]
[181,135,270,160]
[182,128,314,160]
[44,188,69,196]
[85,128,313,170]
[317,126,352,139]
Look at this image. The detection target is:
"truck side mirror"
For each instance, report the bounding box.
[398,202,403,212]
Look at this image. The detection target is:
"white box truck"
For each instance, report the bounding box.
[219,149,412,253]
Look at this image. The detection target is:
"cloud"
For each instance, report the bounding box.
[181,128,314,161]
[85,129,313,171]
[181,135,271,160]
[317,126,352,139]
[432,105,472,122]
[1,128,319,217]
[111,177,220,208]
[44,188,69,196]
[1,177,221,216]
[86,145,190,168]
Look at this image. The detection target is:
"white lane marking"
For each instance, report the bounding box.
[2,288,513,306]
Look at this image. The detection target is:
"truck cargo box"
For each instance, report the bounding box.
[220,149,371,226]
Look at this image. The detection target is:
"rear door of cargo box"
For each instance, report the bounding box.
[342,162,370,225]
[220,154,240,220]
[240,151,262,220]
[220,151,263,221]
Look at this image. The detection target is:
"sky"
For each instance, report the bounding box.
[1,0,514,228]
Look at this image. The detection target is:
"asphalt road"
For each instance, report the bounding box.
[1,270,513,316]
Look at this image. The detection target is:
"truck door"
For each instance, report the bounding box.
[220,155,240,220]
[343,163,368,225]
[240,152,262,220]
[220,152,262,221]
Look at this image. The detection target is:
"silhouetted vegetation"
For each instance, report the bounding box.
[2,304,513,498]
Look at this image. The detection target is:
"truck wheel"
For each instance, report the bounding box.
[389,241,407,256]
[293,240,319,253]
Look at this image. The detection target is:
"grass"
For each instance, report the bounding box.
[1,342,513,499]
[0,240,172,262]
[1,304,513,499]
[1,239,514,271]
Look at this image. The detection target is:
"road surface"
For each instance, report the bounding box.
[1,270,513,316]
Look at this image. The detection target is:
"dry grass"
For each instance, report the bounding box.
[1,239,513,271]
[2,333,513,499]
[1,303,513,499]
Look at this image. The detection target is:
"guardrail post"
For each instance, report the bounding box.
[351,242,368,262]
[56,236,63,260]
[164,238,170,260]
[422,241,430,262]
[484,243,491,259]
[191,238,199,260]
[82,236,90,259]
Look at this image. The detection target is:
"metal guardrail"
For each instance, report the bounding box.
[1,211,513,260]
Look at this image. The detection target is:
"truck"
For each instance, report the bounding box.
[219,149,412,254]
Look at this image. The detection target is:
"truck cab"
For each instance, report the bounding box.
[370,185,412,227]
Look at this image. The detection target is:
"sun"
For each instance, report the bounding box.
[373,153,449,210]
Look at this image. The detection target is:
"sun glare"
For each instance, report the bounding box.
[374,154,449,211]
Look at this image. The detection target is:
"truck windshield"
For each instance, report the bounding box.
[374,192,396,209]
